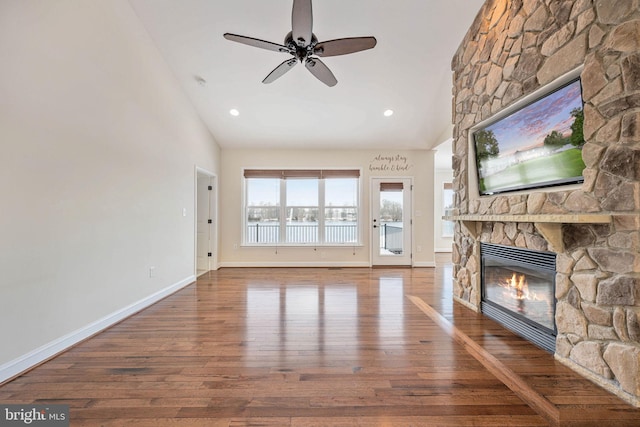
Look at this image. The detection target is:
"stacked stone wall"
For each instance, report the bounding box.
[451,0,640,405]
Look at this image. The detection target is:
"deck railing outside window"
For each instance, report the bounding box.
[247,223,280,244]
[246,223,357,244]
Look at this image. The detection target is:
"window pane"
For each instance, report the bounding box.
[247,178,280,244]
[285,179,318,243]
[380,189,403,255]
[325,178,358,244]
[325,208,358,243]
[247,206,279,222]
[380,191,403,221]
[324,206,358,222]
[442,187,454,237]
[286,179,318,206]
[325,178,357,206]
[286,208,318,243]
[247,178,279,206]
[247,208,280,243]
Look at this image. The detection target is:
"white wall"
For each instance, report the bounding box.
[219,149,435,267]
[0,0,220,378]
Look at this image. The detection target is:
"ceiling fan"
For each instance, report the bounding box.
[223,0,377,87]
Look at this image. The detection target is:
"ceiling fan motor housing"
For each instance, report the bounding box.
[284,31,318,61]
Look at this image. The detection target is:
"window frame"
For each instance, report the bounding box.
[242,169,362,247]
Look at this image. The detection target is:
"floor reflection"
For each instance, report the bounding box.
[243,271,422,370]
[323,286,358,351]
[245,279,360,367]
[285,286,319,350]
[378,276,405,339]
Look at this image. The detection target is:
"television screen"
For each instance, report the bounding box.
[473,78,586,195]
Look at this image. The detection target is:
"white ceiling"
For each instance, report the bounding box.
[129,0,484,158]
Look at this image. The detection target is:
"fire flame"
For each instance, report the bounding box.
[500,272,543,301]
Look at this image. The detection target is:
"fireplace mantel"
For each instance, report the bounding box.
[443,214,612,252]
[444,213,612,224]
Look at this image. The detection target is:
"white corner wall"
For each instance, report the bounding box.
[0,0,220,380]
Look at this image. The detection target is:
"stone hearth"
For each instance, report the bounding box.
[449,0,640,406]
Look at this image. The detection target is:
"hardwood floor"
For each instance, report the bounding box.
[1,255,639,426]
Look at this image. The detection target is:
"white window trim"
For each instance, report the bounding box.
[242,169,363,247]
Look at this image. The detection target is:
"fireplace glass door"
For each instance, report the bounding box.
[480,243,556,352]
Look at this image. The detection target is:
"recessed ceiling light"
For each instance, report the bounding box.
[229,109,240,116]
[384,109,394,117]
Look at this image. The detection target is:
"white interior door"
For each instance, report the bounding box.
[196,171,214,275]
[371,178,412,266]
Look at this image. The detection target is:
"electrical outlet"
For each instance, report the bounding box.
[233,244,238,250]
[417,245,422,252]
[149,266,156,278]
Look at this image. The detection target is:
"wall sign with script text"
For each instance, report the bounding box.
[368,154,413,173]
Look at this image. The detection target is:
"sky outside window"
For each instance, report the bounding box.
[326,178,357,206]
[247,178,279,205]
[286,179,318,205]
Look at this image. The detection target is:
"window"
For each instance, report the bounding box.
[324,178,358,244]
[442,183,454,237]
[286,178,319,243]
[244,169,360,245]
[246,178,280,244]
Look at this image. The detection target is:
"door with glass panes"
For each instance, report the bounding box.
[371,178,412,266]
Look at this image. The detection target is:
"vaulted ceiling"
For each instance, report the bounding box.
[129,0,485,155]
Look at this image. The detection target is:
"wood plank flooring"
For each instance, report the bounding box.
[1,255,639,426]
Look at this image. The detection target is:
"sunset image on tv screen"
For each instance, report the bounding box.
[474,79,586,195]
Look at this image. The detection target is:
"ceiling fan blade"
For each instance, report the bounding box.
[263,58,298,84]
[223,33,292,54]
[305,57,337,87]
[314,37,377,57]
[291,0,312,47]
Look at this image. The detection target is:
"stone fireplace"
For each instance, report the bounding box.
[449,0,640,406]
[480,243,557,353]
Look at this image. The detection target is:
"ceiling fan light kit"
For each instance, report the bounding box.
[223,0,376,87]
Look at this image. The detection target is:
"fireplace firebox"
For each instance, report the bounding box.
[480,243,556,353]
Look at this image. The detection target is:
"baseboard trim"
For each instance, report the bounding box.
[412,261,436,268]
[219,261,371,268]
[0,275,195,384]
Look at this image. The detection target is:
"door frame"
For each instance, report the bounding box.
[195,167,218,275]
[370,177,413,266]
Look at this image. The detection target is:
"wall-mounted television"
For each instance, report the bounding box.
[471,75,586,196]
